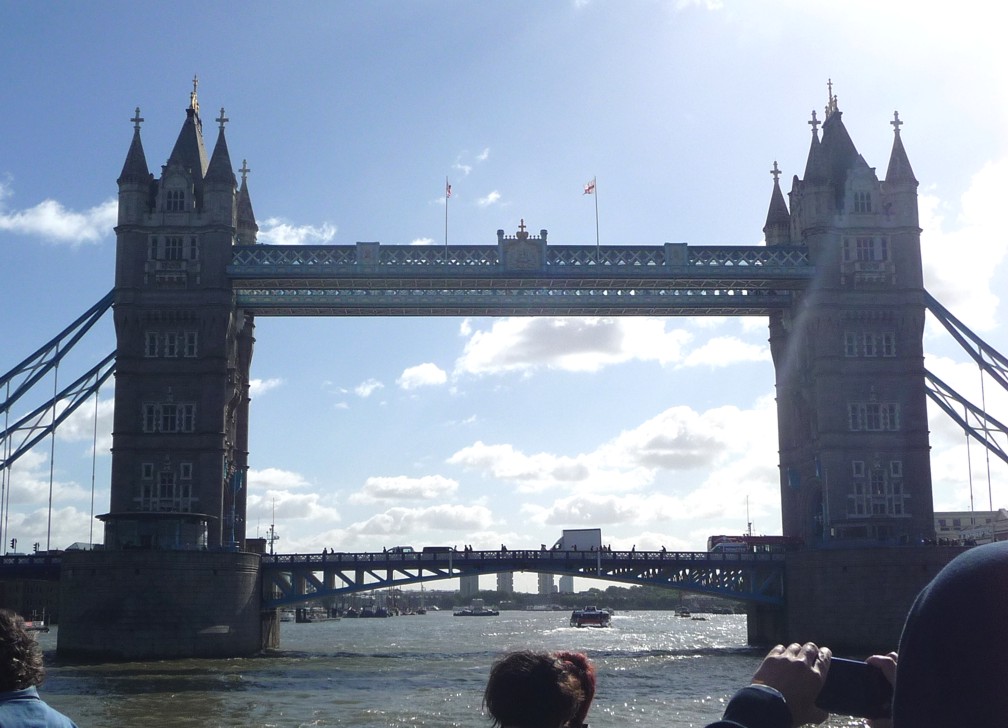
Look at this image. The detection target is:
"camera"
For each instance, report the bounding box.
[814,657,892,719]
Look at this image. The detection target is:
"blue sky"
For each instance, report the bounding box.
[2,2,1008,587]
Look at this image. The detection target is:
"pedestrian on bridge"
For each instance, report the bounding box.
[0,609,78,727]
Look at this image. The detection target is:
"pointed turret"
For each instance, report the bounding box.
[160,78,209,214]
[236,159,258,245]
[118,107,150,185]
[885,111,918,185]
[763,161,791,245]
[205,107,238,225]
[205,107,237,186]
[803,110,826,182]
[167,81,210,177]
[118,107,153,224]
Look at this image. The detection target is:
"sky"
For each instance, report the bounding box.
[2,1,1008,590]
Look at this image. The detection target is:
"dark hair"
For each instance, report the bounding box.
[0,609,45,691]
[484,650,584,728]
[554,652,596,727]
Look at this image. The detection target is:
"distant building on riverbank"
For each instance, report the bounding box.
[934,509,1008,543]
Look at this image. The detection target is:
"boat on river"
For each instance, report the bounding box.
[569,605,611,628]
[454,598,499,617]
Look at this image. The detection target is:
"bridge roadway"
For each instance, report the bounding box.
[0,548,786,610]
[261,548,786,608]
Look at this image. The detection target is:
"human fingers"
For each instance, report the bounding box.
[866,653,897,687]
[798,641,821,666]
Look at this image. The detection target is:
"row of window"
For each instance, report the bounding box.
[165,189,186,213]
[144,330,198,358]
[848,459,907,517]
[848,402,900,431]
[149,235,199,261]
[142,403,197,433]
[139,479,195,513]
[138,462,196,512]
[842,236,889,263]
[141,462,192,480]
[844,331,896,358]
[852,191,873,214]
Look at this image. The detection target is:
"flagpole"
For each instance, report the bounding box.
[593,176,599,261]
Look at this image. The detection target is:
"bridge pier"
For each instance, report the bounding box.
[767,547,965,652]
[57,550,273,660]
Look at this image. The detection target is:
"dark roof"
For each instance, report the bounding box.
[886,130,918,185]
[206,126,237,186]
[764,176,791,232]
[118,127,150,185]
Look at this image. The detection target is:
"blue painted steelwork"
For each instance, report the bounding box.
[228,243,814,316]
[260,549,786,607]
[0,290,113,418]
[924,292,1008,466]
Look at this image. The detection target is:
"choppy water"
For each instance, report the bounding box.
[36,611,866,727]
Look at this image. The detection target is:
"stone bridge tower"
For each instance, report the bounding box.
[765,89,933,546]
[104,82,258,550]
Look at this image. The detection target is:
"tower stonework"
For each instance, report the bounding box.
[766,98,933,546]
[104,86,257,551]
[58,87,271,660]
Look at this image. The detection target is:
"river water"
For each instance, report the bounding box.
[35,611,866,727]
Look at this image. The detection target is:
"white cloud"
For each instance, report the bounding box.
[0,183,117,245]
[477,148,490,161]
[411,237,435,246]
[257,217,337,245]
[919,157,1008,331]
[476,191,502,208]
[449,396,779,500]
[355,378,384,398]
[250,377,284,397]
[682,336,770,368]
[55,397,114,449]
[453,318,772,377]
[349,474,459,503]
[343,504,494,537]
[397,363,447,390]
[454,317,687,375]
[247,467,314,491]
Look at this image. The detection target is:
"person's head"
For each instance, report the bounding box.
[893,541,1008,727]
[0,609,45,692]
[483,650,587,728]
[554,651,596,727]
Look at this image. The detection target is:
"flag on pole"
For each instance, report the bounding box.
[583,178,596,195]
[446,180,452,199]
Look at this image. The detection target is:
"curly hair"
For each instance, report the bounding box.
[0,609,45,692]
[483,650,584,728]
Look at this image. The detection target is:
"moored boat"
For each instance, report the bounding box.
[454,598,500,617]
[570,605,611,628]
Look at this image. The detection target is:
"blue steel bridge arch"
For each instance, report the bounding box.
[261,548,786,609]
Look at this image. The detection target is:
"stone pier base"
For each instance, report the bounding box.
[57,550,270,660]
[746,546,965,653]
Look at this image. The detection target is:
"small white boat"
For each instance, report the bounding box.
[454,598,499,617]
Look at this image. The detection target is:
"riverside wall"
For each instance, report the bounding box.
[58,550,275,660]
[748,546,966,653]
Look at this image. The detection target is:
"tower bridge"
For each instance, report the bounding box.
[3,84,1007,658]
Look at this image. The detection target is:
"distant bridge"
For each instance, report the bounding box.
[0,548,786,608]
[260,548,787,608]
